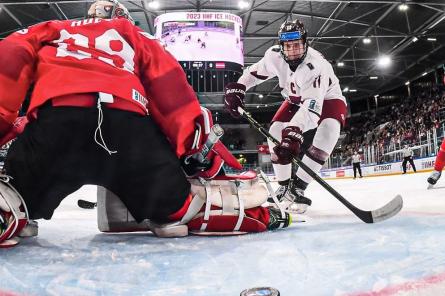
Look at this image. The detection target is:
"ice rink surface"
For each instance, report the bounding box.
[1,171,445,296]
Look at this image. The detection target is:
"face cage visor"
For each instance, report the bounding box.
[89,1,134,24]
[279,31,307,69]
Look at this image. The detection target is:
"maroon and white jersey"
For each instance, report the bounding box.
[238,46,346,131]
[0,18,201,156]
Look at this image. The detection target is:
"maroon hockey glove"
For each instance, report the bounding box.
[0,116,28,148]
[273,126,304,165]
[224,82,246,118]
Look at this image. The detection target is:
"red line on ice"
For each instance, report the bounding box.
[345,271,445,296]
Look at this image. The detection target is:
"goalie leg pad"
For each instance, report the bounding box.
[97,186,151,233]
[184,171,269,235]
[97,187,188,237]
[0,176,29,247]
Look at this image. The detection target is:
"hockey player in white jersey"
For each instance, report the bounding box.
[224,19,347,215]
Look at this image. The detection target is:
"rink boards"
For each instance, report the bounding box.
[318,156,436,179]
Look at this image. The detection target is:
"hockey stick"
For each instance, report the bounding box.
[77,199,97,209]
[238,107,403,223]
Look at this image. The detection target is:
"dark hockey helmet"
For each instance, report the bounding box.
[278,20,308,70]
[88,0,134,24]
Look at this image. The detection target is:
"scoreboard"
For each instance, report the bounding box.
[154,12,244,92]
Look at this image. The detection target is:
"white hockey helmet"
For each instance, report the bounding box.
[88,0,134,24]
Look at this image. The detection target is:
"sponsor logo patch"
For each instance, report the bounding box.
[132,89,148,112]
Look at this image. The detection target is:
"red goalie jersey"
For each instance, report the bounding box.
[0,18,201,157]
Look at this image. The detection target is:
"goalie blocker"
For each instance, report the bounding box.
[97,170,291,236]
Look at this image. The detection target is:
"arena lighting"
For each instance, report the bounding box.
[412,37,418,42]
[370,76,378,80]
[349,89,357,92]
[377,55,391,68]
[337,62,344,67]
[343,87,349,92]
[422,72,428,76]
[427,38,437,42]
[258,94,264,99]
[405,81,410,85]
[363,38,371,44]
[238,0,250,9]
[147,0,160,9]
[398,4,408,11]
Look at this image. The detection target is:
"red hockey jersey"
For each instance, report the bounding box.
[0,18,201,156]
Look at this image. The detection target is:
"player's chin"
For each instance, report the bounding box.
[287,54,303,61]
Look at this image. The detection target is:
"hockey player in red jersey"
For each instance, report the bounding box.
[0,0,290,247]
[427,139,445,187]
[224,19,347,216]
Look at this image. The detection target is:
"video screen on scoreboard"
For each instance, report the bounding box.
[154,12,244,66]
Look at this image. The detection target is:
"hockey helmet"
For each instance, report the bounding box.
[88,0,134,24]
[278,19,308,70]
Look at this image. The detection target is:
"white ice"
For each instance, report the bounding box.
[1,171,445,296]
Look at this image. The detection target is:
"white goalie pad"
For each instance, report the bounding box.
[0,175,29,247]
[188,172,267,212]
[97,187,188,237]
[183,171,269,234]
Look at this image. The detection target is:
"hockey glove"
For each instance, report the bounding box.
[182,107,241,179]
[0,116,28,148]
[224,82,246,118]
[273,126,304,165]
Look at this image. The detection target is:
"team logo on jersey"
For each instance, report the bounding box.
[308,99,321,115]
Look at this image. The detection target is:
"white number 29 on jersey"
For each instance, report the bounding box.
[53,29,135,73]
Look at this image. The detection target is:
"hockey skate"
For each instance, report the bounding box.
[267,207,292,230]
[427,170,442,189]
[267,183,311,215]
[281,185,312,215]
[267,183,288,203]
[265,178,310,222]
[18,220,38,237]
